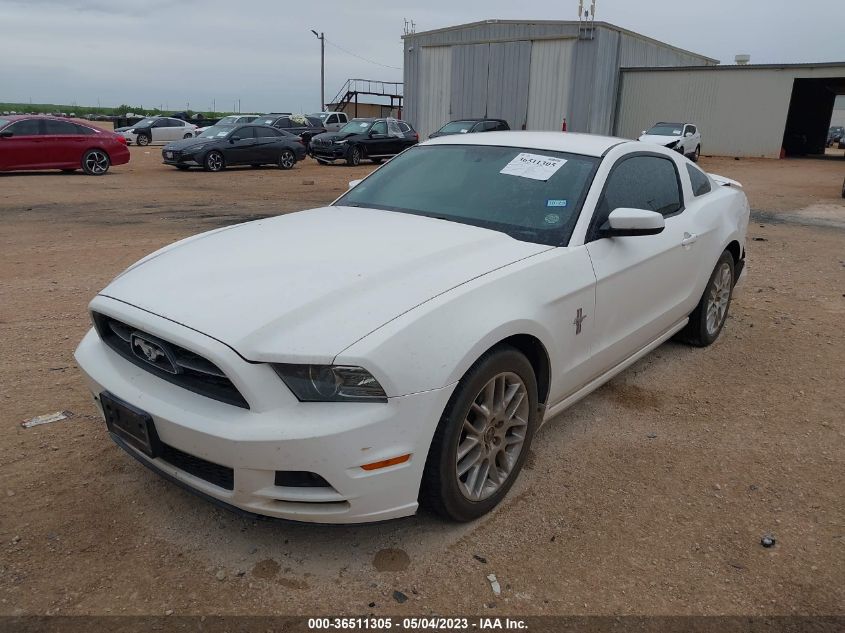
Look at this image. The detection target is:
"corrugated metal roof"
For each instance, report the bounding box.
[403,19,719,65]
[621,61,845,72]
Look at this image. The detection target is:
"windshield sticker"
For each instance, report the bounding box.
[544,213,561,224]
[673,129,682,135]
[546,199,568,207]
[500,153,567,181]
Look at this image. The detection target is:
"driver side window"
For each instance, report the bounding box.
[589,155,682,240]
[371,121,387,135]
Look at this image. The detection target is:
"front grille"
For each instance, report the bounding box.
[92,312,249,409]
[159,442,234,490]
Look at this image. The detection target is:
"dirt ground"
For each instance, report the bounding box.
[1,147,843,617]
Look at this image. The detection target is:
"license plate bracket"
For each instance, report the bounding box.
[100,392,159,458]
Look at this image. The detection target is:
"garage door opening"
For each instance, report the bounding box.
[781,77,845,156]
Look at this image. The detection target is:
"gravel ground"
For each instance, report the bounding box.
[0,148,843,617]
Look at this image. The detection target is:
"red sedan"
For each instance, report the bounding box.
[0,115,130,175]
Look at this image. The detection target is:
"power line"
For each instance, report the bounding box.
[324,38,401,71]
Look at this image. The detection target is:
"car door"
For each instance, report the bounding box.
[0,118,46,169]
[360,120,388,155]
[583,152,701,373]
[254,126,282,163]
[43,119,84,165]
[223,125,258,165]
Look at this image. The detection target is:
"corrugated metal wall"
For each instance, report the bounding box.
[486,41,531,128]
[614,65,845,157]
[526,39,575,130]
[403,20,717,138]
[417,46,452,140]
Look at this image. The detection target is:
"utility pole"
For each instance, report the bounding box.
[311,29,325,110]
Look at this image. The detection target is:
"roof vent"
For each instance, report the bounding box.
[735,54,751,65]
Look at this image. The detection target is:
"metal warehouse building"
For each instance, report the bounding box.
[402,20,845,158]
[402,19,717,139]
[614,63,845,158]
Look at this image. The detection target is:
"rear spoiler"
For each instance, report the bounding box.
[709,173,742,188]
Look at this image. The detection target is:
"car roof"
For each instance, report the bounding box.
[422,131,630,157]
[447,118,507,123]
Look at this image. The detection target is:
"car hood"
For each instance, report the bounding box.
[312,131,360,143]
[164,136,219,151]
[99,206,551,361]
[638,134,682,145]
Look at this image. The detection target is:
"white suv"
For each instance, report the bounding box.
[638,122,701,162]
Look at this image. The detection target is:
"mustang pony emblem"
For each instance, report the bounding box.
[133,338,165,362]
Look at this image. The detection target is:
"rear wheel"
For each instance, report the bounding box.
[136,134,151,146]
[677,251,735,347]
[278,149,296,170]
[203,151,225,172]
[421,346,538,522]
[346,145,362,166]
[81,149,110,175]
[691,145,701,162]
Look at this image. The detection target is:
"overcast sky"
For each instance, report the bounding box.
[1,0,843,113]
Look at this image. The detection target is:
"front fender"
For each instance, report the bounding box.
[335,247,596,401]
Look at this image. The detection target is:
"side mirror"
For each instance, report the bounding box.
[600,208,665,237]
[0,131,12,138]
[684,132,693,138]
[230,136,241,142]
[348,179,362,189]
[640,130,647,136]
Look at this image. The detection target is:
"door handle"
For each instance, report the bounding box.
[681,232,698,247]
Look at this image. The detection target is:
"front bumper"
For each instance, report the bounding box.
[310,144,347,161]
[74,296,452,523]
[161,149,199,166]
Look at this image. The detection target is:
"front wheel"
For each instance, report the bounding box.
[421,346,538,522]
[677,251,735,347]
[183,133,192,139]
[136,134,151,146]
[81,149,110,175]
[203,151,225,172]
[691,145,701,162]
[278,149,296,170]
[346,145,362,166]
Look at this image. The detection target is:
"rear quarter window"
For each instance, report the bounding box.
[686,163,712,196]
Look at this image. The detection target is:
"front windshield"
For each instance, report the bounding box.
[646,123,683,136]
[198,125,234,138]
[335,145,598,246]
[338,120,372,134]
[438,121,475,134]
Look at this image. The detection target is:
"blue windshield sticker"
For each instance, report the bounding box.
[546,199,568,207]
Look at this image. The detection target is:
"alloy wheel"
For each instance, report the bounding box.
[455,372,530,501]
[206,152,223,171]
[279,150,295,170]
[705,262,732,335]
[84,150,109,175]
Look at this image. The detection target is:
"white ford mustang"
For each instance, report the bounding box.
[75,132,749,523]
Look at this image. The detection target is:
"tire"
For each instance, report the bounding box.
[183,133,192,139]
[677,251,735,347]
[691,145,701,162]
[136,134,151,147]
[81,149,110,175]
[278,149,296,170]
[421,346,539,522]
[203,151,225,172]
[346,145,362,166]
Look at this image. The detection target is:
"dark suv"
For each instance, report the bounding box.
[310,118,418,166]
[429,118,510,138]
[252,114,326,144]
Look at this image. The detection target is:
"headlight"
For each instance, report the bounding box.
[272,364,387,402]
[665,140,679,148]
